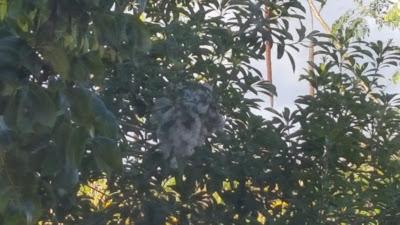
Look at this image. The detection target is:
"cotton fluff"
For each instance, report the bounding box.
[152,84,224,167]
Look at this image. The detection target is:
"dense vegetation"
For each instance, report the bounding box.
[0,0,399,224]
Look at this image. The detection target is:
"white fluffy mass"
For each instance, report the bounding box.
[152,84,224,167]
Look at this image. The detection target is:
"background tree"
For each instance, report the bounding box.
[0,0,146,223]
[355,0,400,28]
[0,0,304,224]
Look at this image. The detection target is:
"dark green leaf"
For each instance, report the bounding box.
[277,44,285,59]
[92,136,122,173]
[41,45,70,79]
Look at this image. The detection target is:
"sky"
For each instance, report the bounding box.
[251,0,400,115]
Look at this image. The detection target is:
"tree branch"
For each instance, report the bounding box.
[264,2,274,107]
[307,0,331,34]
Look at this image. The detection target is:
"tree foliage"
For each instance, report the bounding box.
[355,0,400,28]
[0,0,399,225]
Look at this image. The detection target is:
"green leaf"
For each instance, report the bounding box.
[65,126,90,168]
[4,85,57,133]
[91,96,118,138]
[41,45,70,79]
[92,136,122,173]
[67,86,117,137]
[0,32,21,68]
[14,89,34,132]
[55,165,79,193]
[93,12,119,47]
[0,186,41,225]
[66,87,93,126]
[255,80,277,97]
[70,51,105,83]
[0,186,12,214]
[40,147,63,176]
[52,123,84,190]
[277,44,285,59]
[2,212,26,225]
[0,0,7,21]
[296,23,306,40]
[71,58,89,82]
[28,85,57,127]
[83,51,105,84]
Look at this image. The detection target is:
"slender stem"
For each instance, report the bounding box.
[308,2,316,96]
[307,0,331,34]
[264,2,274,107]
[265,42,273,107]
